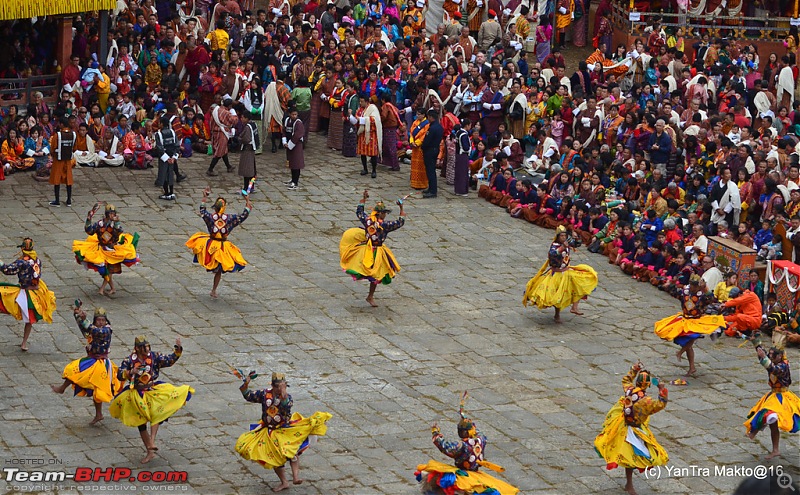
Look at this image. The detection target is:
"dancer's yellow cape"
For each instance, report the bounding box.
[523,259,598,310]
[339,227,400,284]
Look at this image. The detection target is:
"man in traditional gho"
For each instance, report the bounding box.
[0,238,56,351]
[207,97,238,176]
[594,362,669,495]
[339,190,405,307]
[235,372,332,492]
[51,306,123,425]
[744,335,800,460]
[523,226,598,323]
[185,187,252,298]
[73,204,140,296]
[110,336,193,464]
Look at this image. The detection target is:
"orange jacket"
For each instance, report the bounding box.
[723,290,763,319]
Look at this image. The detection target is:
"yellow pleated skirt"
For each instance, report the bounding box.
[594,401,669,470]
[523,262,598,310]
[109,383,194,427]
[415,459,520,495]
[654,313,726,341]
[339,228,400,285]
[745,389,800,435]
[185,233,247,273]
[0,280,56,324]
[235,411,332,469]
[62,357,123,403]
[73,233,140,275]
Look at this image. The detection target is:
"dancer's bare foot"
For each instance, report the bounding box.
[554,315,562,323]
[210,290,218,299]
[141,448,157,464]
[293,479,304,485]
[107,289,116,295]
[624,485,638,495]
[98,287,107,296]
[366,296,378,307]
[765,450,781,460]
[272,482,290,492]
[685,368,697,377]
[51,384,65,394]
[746,430,758,440]
[570,309,584,316]
[20,343,29,352]
[89,415,104,425]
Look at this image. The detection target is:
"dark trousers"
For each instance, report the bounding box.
[423,152,438,195]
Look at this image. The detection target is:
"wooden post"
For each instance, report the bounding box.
[55,17,73,74]
[99,10,109,66]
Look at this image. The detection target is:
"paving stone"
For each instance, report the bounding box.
[0,131,796,495]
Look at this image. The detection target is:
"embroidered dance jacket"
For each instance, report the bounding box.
[356,204,404,247]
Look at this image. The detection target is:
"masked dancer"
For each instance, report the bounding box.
[0,238,56,351]
[51,306,123,425]
[73,204,140,296]
[654,275,726,377]
[339,190,405,307]
[523,226,598,323]
[594,362,669,495]
[186,187,252,298]
[110,336,193,464]
[235,372,332,492]
[415,394,519,495]
[744,335,800,460]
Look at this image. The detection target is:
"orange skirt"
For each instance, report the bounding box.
[410,148,428,189]
[357,128,379,156]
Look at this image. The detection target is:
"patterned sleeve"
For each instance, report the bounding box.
[636,392,668,418]
[199,206,214,231]
[547,243,563,267]
[154,346,182,369]
[381,216,405,233]
[226,207,251,229]
[75,314,92,337]
[85,219,99,235]
[117,355,133,381]
[356,203,368,227]
[242,388,266,404]
[0,259,23,276]
[621,364,639,390]
[432,432,464,459]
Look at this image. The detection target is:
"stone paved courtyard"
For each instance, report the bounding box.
[0,135,797,495]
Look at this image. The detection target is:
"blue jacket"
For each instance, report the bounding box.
[640,217,664,246]
[648,131,673,164]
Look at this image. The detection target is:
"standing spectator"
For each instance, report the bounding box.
[49,117,75,207]
[207,98,238,176]
[354,93,382,178]
[284,105,305,190]
[153,116,180,201]
[422,109,444,199]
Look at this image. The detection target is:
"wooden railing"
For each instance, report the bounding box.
[610,2,793,42]
[0,74,61,108]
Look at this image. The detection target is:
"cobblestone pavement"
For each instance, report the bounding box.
[0,134,797,495]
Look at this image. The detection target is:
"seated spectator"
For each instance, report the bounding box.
[714,272,738,303]
[722,287,764,336]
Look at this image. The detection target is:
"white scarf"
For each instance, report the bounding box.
[754,91,773,117]
[263,82,284,127]
[777,66,795,107]
[361,104,382,155]
[710,179,741,225]
[212,106,232,138]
